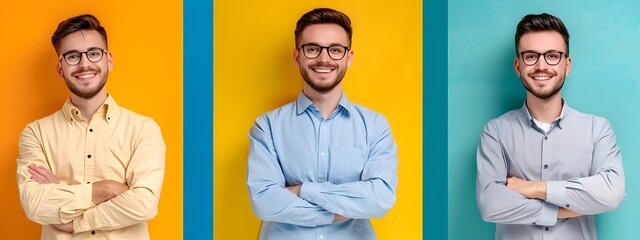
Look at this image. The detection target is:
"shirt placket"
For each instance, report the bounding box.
[316,115,330,240]
[541,130,556,237]
[84,120,97,189]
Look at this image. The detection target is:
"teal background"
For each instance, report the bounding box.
[448,1,640,239]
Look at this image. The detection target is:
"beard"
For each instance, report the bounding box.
[63,67,108,99]
[300,63,347,93]
[520,70,564,99]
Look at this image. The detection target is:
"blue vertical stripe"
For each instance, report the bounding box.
[424,0,448,239]
[184,0,213,239]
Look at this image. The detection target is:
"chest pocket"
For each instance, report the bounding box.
[559,152,592,179]
[104,148,131,182]
[329,147,368,183]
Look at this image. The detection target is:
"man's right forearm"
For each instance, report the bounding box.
[557,207,582,219]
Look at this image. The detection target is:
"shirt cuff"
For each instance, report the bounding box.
[59,184,94,223]
[546,180,569,208]
[534,201,559,226]
[300,182,323,205]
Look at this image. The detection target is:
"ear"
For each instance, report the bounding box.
[346,49,354,67]
[106,51,114,72]
[56,60,64,78]
[293,48,300,67]
[564,56,571,77]
[514,57,521,77]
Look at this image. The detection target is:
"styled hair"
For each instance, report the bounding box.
[515,13,570,55]
[294,8,352,47]
[51,14,108,54]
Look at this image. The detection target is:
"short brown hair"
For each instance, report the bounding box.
[294,8,352,47]
[51,14,108,54]
[515,13,570,56]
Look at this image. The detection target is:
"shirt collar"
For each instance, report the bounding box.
[62,94,121,124]
[295,91,353,116]
[520,99,570,130]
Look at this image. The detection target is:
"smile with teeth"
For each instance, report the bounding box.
[532,76,551,81]
[76,73,96,80]
[312,67,334,73]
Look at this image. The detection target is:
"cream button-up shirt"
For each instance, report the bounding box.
[17,95,166,240]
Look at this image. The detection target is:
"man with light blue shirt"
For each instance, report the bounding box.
[476,13,625,240]
[247,8,398,240]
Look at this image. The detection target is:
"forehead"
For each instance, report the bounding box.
[518,30,566,52]
[299,23,349,45]
[58,30,106,53]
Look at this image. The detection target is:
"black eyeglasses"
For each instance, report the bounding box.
[299,44,349,60]
[519,51,565,66]
[59,48,107,66]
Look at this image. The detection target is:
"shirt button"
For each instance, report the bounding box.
[320,152,325,156]
[543,164,548,169]
[532,222,536,225]
[566,204,570,208]
[319,235,324,239]
[544,136,548,140]
[89,128,93,132]
[91,231,96,234]
[87,154,92,159]
[545,227,549,231]
[86,182,90,184]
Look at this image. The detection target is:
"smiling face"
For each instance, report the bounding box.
[515,30,571,100]
[56,30,113,99]
[294,23,353,94]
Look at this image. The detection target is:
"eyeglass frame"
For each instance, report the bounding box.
[58,48,108,66]
[518,50,566,66]
[299,43,350,60]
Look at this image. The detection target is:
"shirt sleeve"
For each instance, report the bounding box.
[17,123,94,225]
[545,119,625,215]
[476,120,559,226]
[73,119,166,232]
[299,114,398,219]
[247,115,335,227]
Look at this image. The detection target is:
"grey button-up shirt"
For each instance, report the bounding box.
[476,103,625,240]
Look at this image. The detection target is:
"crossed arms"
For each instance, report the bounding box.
[247,114,398,227]
[17,119,166,233]
[476,119,625,226]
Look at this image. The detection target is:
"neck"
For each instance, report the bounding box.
[70,91,108,121]
[525,92,563,124]
[303,84,342,119]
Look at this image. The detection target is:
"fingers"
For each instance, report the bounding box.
[27,164,60,184]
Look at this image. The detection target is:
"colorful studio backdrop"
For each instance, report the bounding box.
[0,1,183,240]
[449,1,640,239]
[214,1,423,239]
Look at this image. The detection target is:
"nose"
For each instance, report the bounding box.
[315,48,332,62]
[76,52,92,67]
[533,54,548,70]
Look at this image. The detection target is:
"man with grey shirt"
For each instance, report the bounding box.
[476,13,625,240]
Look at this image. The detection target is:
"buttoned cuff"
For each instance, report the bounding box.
[534,201,558,226]
[300,182,324,205]
[546,180,570,208]
[59,184,94,223]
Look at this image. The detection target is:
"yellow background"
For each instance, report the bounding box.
[214,1,422,239]
[0,2,183,239]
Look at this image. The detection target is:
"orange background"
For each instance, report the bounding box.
[0,2,183,239]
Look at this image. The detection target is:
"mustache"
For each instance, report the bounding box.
[310,63,337,68]
[530,70,556,76]
[71,67,101,75]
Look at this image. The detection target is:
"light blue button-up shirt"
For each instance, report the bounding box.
[247,92,398,240]
[476,102,625,240]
